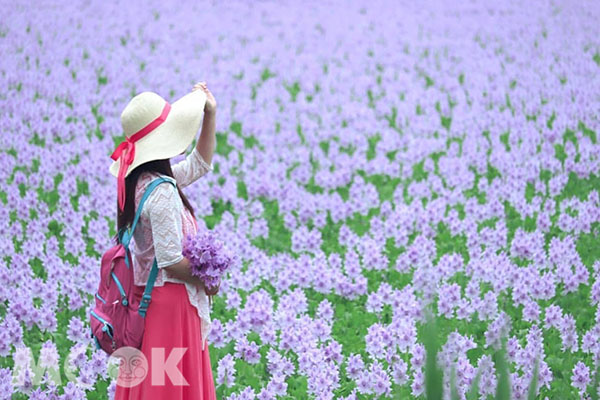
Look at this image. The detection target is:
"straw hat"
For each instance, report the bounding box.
[109,89,207,211]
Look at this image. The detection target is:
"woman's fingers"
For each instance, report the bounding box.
[192,81,208,91]
[193,88,210,95]
[204,280,220,296]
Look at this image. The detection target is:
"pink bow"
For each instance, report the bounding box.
[111,102,171,212]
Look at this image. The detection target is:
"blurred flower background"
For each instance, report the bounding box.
[1,0,600,399]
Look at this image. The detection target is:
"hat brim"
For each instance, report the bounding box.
[109,89,208,178]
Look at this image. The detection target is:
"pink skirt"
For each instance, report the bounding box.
[113,282,217,400]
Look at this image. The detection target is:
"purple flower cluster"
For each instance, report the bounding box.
[182,230,235,289]
[217,354,236,387]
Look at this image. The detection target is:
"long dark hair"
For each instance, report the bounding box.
[113,158,196,244]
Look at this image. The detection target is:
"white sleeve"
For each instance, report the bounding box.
[171,147,213,188]
[143,182,184,268]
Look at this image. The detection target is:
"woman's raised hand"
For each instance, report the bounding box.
[192,81,217,114]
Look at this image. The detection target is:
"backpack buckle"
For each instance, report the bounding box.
[138,294,152,317]
[139,294,151,308]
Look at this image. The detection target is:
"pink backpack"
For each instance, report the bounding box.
[88,177,175,354]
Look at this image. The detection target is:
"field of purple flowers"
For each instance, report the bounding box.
[1,0,600,399]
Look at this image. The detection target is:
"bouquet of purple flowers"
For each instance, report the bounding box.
[182,230,235,302]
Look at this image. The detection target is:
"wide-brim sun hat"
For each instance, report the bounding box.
[109,89,207,211]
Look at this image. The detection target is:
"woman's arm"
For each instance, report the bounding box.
[163,257,199,285]
[196,109,216,165]
[163,257,220,296]
[192,81,217,165]
[170,82,216,187]
[170,147,213,188]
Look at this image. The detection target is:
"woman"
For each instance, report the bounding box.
[110,81,219,399]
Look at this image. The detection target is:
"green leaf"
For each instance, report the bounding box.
[450,363,460,400]
[423,310,443,400]
[466,366,483,400]
[493,339,511,400]
[590,364,600,400]
[527,355,540,400]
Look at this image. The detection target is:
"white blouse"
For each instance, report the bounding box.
[129,147,214,351]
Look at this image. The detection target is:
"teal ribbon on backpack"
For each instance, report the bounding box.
[117,177,176,318]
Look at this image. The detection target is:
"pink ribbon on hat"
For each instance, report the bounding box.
[111,101,172,212]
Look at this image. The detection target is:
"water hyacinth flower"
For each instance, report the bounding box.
[571,361,591,394]
[355,370,373,395]
[217,354,236,387]
[182,229,236,290]
[38,340,60,371]
[266,372,288,397]
[227,385,257,400]
[345,354,365,380]
[234,336,261,364]
[369,360,392,396]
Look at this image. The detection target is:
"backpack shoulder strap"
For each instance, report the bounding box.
[138,257,159,317]
[119,175,176,318]
[120,176,176,248]
[137,176,177,318]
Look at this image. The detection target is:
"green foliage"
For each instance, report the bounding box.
[465,367,482,400]
[261,67,276,82]
[450,364,460,400]
[285,81,301,102]
[366,134,380,160]
[249,198,292,255]
[216,132,235,157]
[412,160,428,182]
[204,199,233,229]
[593,52,600,67]
[528,355,540,400]
[330,295,377,357]
[434,222,469,263]
[29,257,47,281]
[590,365,600,400]
[423,312,444,400]
[493,340,511,400]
